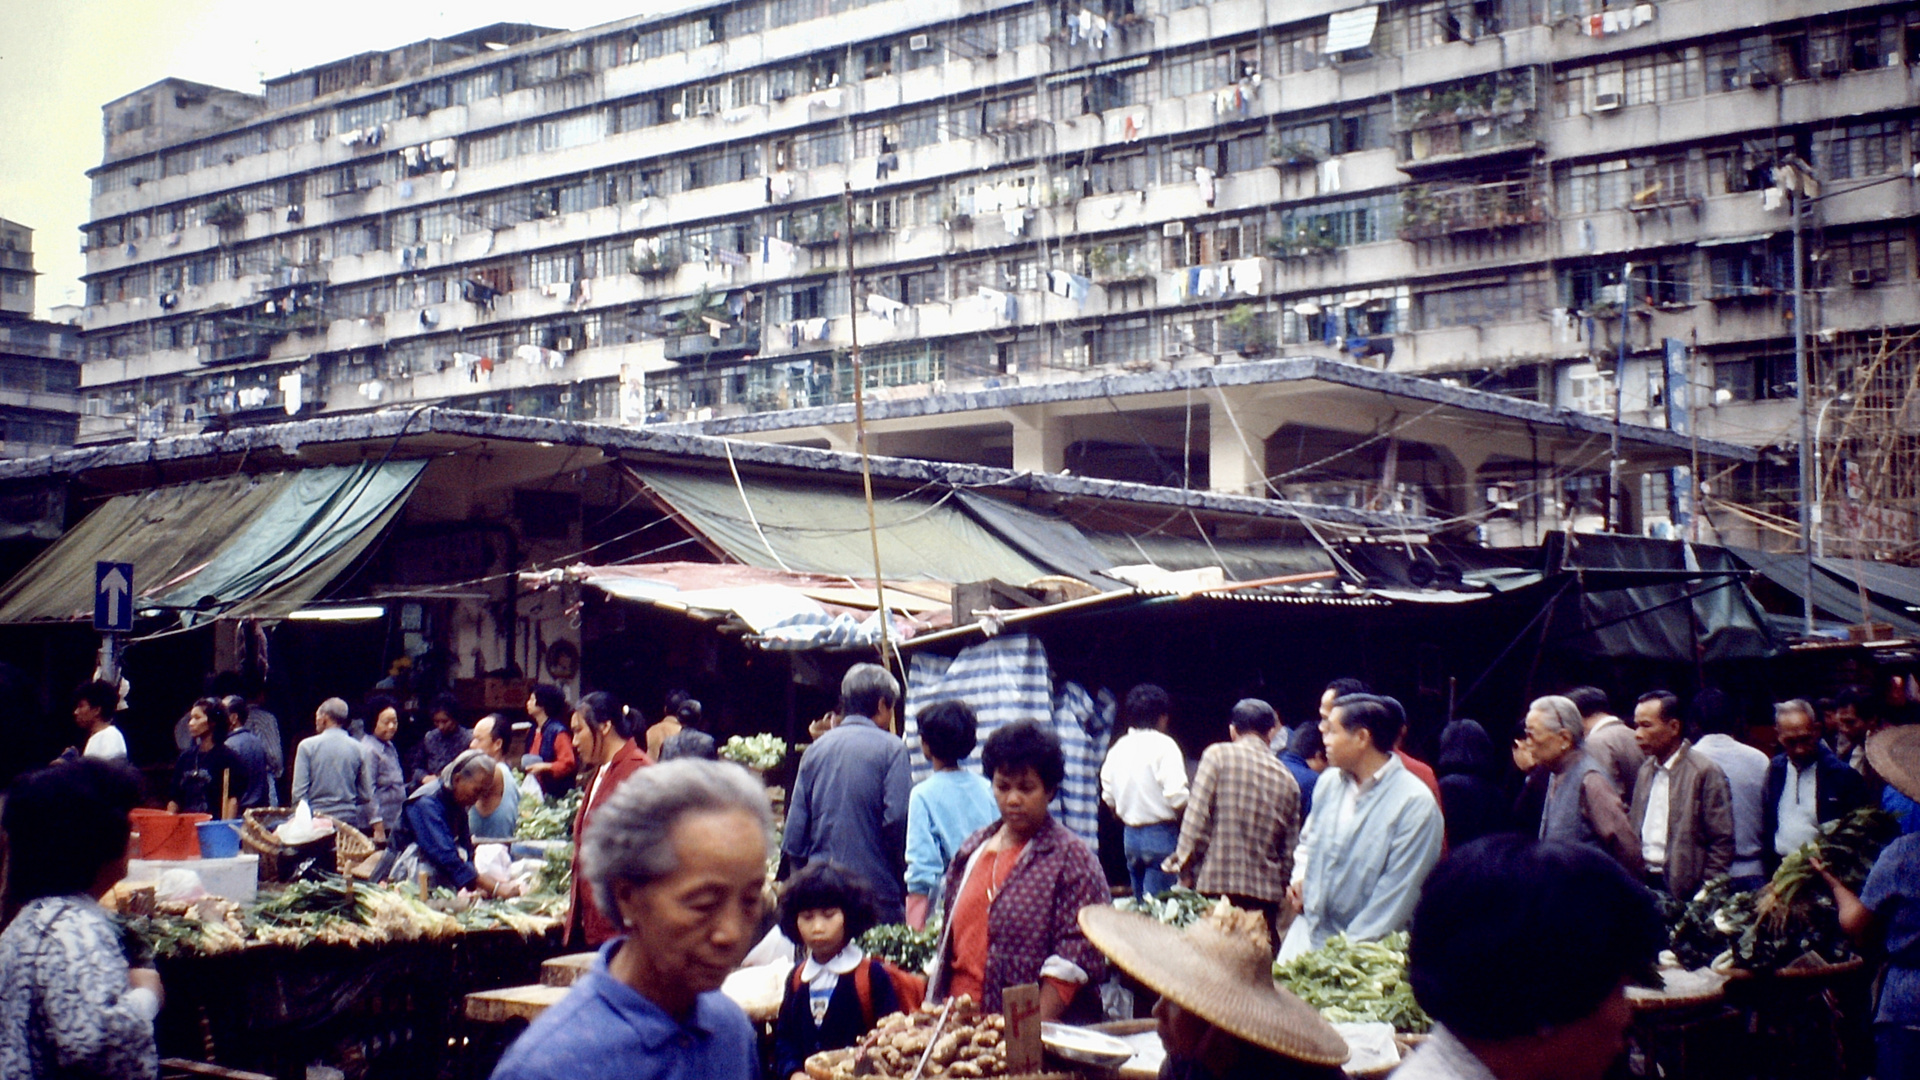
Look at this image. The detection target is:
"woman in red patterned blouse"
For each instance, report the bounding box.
[927,720,1111,1023]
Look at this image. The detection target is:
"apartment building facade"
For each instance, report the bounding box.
[75,0,1920,546]
[0,220,82,460]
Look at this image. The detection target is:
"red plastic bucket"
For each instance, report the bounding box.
[130,809,210,859]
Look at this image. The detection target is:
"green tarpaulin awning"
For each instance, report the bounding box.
[631,469,1056,585]
[0,461,425,624]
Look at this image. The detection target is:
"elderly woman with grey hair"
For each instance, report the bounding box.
[491,760,772,1080]
[1515,695,1642,876]
[378,750,523,896]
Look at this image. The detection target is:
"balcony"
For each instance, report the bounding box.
[662,324,762,361]
[1394,68,1542,172]
[204,333,279,364]
[1399,176,1549,241]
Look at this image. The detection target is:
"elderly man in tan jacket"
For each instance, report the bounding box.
[1629,690,1736,901]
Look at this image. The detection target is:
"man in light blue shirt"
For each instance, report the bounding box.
[1688,688,1773,889]
[905,700,997,929]
[1284,693,1443,959]
[290,697,376,831]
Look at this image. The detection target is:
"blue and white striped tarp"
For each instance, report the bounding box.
[753,609,904,650]
[904,633,1110,849]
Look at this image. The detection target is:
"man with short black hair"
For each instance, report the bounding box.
[1279,721,1326,819]
[1629,692,1734,899]
[1396,835,1664,1080]
[1164,699,1300,952]
[72,681,127,763]
[1318,678,1370,723]
[1100,683,1189,900]
[1831,686,1874,773]
[1284,693,1443,958]
[1566,686,1643,801]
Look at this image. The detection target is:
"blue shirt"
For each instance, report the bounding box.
[223,730,273,810]
[470,764,522,839]
[1296,756,1444,949]
[1884,786,1920,836]
[491,940,758,1080]
[291,726,375,831]
[783,715,913,921]
[1861,832,1920,1026]
[905,769,998,897]
[392,779,477,889]
[359,734,407,832]
[1279,751,1319,820]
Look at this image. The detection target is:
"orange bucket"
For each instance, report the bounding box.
[130,809,211,859]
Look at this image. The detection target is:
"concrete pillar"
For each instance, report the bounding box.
[1209,395,1269,496]
[1008,407,1065,475]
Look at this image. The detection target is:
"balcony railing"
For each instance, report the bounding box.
[204,333,277,364]
[1399,176,1549,240]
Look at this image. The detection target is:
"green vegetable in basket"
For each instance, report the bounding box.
[517,788,583,840]
[1274,931,1431,1033]
[720,734,788,771]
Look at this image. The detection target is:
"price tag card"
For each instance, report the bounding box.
[1002,984,1043,1073]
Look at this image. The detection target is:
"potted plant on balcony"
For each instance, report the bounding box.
[1224,304,1274,357]
[1268,137,1326,169]
[203,199,246,230]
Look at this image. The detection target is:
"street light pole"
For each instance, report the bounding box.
[1791,185,1814,636]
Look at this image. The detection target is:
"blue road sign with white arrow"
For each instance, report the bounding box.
[95,561,134,633]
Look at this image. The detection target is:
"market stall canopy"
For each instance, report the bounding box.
[532,562,954,649]
[1544,533,1779,662]
[1727,546,1920,640]
[627,468,1066,585]
[0,461,425,624]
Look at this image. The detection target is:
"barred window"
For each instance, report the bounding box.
[1559,159,1631,215]
[1820,120,1905,180]
[1093,316,1155,366]
[1418,273,1549,329]
[1825,228,1911,285]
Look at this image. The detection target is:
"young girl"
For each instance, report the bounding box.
[773,862,901,1080]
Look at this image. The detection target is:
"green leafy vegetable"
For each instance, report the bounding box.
[721,734,788,770]
[859,921,941,973]
[1274,931,1431,1033]
[1112,886,1215,929]
[516,788,583,840]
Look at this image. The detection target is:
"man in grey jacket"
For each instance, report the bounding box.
[290,697,377,831]
[1629,691,1735,900]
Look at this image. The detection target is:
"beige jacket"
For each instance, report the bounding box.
[1629,740,1736,901]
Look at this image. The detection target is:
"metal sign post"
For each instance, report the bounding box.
[94,561,133,684]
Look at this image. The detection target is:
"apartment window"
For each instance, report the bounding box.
[774,279,847,321]
[1635,259,1694,304]
[981,94,1037,132]
[791,130,847,169]
[1559,159,1631,215]
[1161,45,1257,98]
[539,113,603,152]
[1272,20,1327,75]
[1628,157,1693,207]
[1418,273,1549,329]
[1820,120,1905,180]
[1167,215,1263,267]
[862,45,893,79]
[1093,316,1155,366]
[1715,353,1797,401]
[1825,229,1911,285]
[1708,244,1792,298]
[529,252,577,289]
[1088,151,1149,194]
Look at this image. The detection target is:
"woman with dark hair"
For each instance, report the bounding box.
[771,862,898,1080]
[927,720,1109,1023]
[905,700,997,930]
[167,697,243,818]
[1396,835,1663,1080]
[646,690,698,762]
[524,684,577,798]
[0,759,160,1080]
[221,695,274,811]
[567,691,653,947]
[1436,720,1510,850]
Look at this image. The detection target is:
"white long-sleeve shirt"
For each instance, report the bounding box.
[1100,728,1189,826]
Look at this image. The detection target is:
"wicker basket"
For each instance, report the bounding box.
[241,808,372,880]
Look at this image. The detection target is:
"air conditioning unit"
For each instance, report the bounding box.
[1746,69,1774,89]
[1591,92,1623,112]
[1162,221,1187,237]
[695,100,715,116]
[1817,58,1845,77]
[556,336,576,351]
[1849,268,1875,287]
[909,34,931,51]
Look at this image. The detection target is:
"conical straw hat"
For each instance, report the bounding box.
[1078,902,1350,1067]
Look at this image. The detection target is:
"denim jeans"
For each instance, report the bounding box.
[1124,820,1181,899]
[1878,1024,1920,1080]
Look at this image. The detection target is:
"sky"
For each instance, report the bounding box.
[1,1,648,320]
